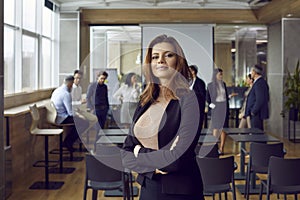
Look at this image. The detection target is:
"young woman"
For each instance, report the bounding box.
[113,72,140,128]
[121,34,204,200]
[206,68,231,154]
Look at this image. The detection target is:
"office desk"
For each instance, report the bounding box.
[229,134,280,195]
[98,128,129,136]
[201,128,264,135]
[97,135,219,146]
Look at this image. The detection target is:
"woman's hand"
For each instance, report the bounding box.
[170,135,179,150]
[133,145,141,157]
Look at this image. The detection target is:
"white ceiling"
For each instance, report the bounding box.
[55,0,269,43]
[54,0,271,11]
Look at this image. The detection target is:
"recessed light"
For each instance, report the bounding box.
[286,13,293,17]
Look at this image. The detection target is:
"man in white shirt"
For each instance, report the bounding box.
[71,70,98,139]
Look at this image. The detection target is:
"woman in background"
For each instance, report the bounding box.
[121,34,204,200]
[113,72,140,128]
[238,74,254,128]
[207,68,233,154]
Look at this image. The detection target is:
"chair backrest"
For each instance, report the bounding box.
[269,156,300,187]
[45,101,57,124]
[85,147,123,183]
[196,143,219,158]
[29,104,40,133]
[249,142,285,173]
[197,155,234,185]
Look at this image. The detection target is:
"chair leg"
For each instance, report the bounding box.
[266,188,270,200]
[92,190,98,200]
[44,136,49,189]
[225,192,228,200]
[83,187,87,200]
[259,182,263,200]
[246,171,251,200]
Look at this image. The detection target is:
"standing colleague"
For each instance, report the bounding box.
[189,64,206,128]
[86,71,109,129]
[113,72,140,128]
[93,71,109,129]
[71,70,98,136]
[245,64,269,130]
[122,34,204,200]
[206,68,231,154]
[51,75,89,152]
[238,74,254,128]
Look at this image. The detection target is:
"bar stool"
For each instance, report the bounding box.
[45,101,79,174]
[28,104,64,190]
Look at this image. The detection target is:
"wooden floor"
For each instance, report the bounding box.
[7,132,300,200]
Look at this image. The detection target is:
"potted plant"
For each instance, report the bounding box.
[283,60,300,121]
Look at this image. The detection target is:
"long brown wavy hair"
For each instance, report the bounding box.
[140,34,192,106]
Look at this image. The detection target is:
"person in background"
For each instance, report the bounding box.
[71,70,98,137]
[238,74,254,128]
[113,72,140,128]
[245,64,269,130]
[189,64,206,128]
[93,71,109,129]
[51,75,89,152]
[121,34,204,200]
[71,70,85,105]
[206,68,236,154]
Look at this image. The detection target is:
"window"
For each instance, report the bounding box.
[4,27,15,94]
[4,0,15,25]
[41,38,52,88]
[43,5,52,37]
[22,0,37,32]
[22,35,37,92]
[3,0,59,95]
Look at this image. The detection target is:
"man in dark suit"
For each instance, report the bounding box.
[189,65,206,127]
[245,64,269,130]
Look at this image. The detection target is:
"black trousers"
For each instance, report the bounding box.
[250,114,264,130]
[61,116,89,148]
[139,176,204,200]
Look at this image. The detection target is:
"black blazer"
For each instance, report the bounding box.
[245,77,269,119]
[192,77,206,116]
[121,91,204,196]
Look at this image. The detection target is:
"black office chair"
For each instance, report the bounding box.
[83,148,127,200]
[244,142,285,200]
[195,143,219,158]
[197,155,236,200]
[259,156,300,200]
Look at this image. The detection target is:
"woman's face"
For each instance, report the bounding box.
[151,42,177,84]
[131,75,137,83]
[246,76,253,85]
[216,71,223,81]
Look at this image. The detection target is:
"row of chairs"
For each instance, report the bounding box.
[196,143,300,200]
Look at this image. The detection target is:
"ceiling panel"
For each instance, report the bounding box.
[54,0,271,11]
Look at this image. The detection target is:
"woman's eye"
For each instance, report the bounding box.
[165,53,174,58]
[152,55,159,60]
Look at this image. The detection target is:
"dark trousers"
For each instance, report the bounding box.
[62,116,89,148]
[250,114,264,130]
[95,108,109,129]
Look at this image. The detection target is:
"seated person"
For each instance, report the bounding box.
[51,75,89,152]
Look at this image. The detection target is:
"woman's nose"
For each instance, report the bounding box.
[157,55,165,64]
